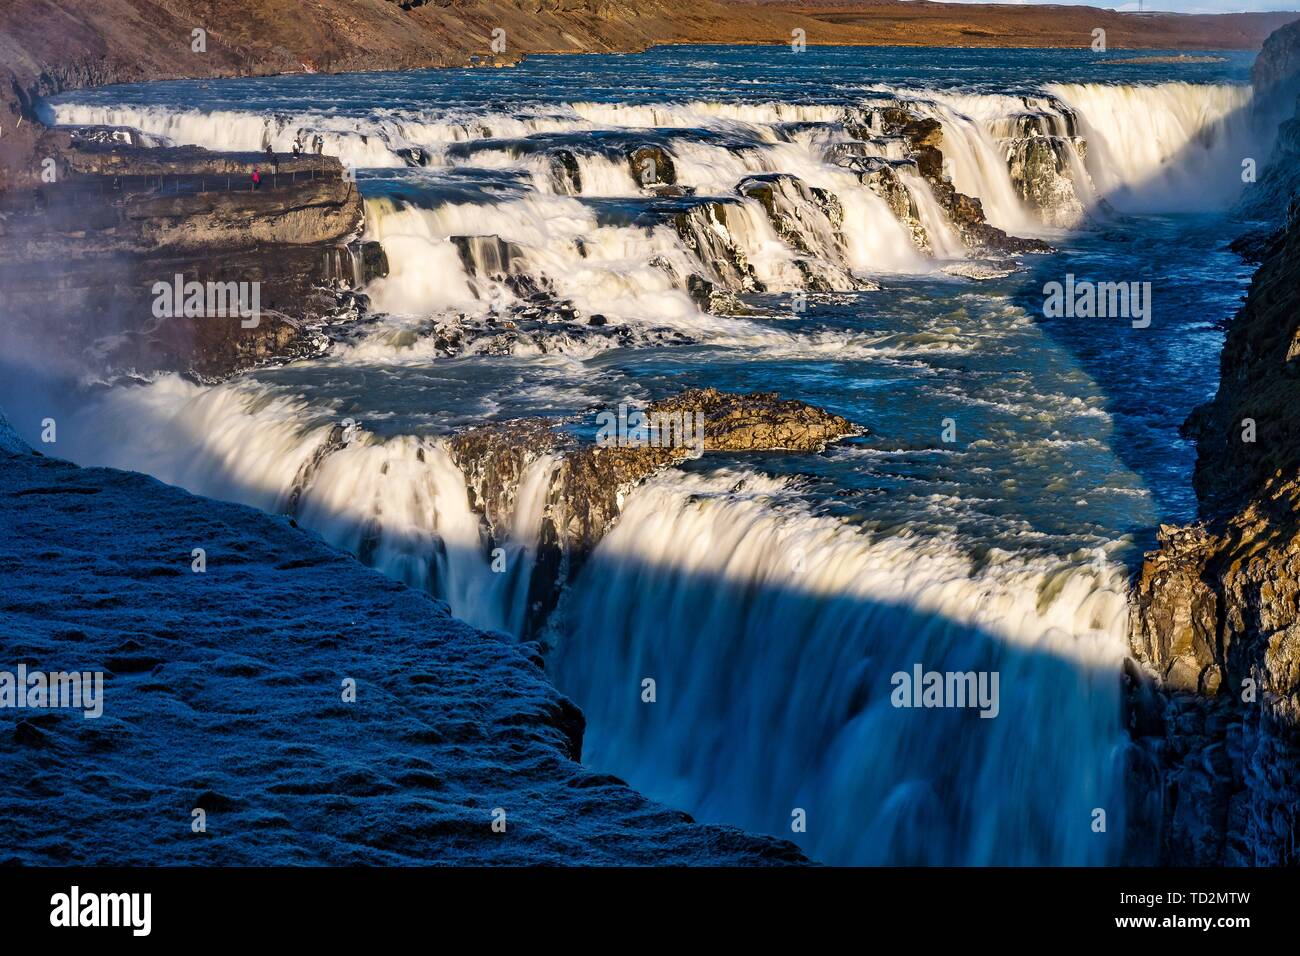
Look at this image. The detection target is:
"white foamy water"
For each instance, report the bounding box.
[29,63,1260,865]
[550,470,1129,865]
[46,81,1260,329]
[1046,81,1255,210]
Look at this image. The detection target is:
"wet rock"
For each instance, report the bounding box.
[875,106,1053,255]
[737,173,862,291]
[0,136,364,383]
[852,157,933,253]
[672,200,764,292]
[1131,59,1300,863]
[446,389,861,632]
[628,144,676,188]
[549,148,582,195]
[1004,135,1088,228]
[1238,20,1300,221]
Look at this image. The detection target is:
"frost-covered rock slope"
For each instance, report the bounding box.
[0,413,802,865]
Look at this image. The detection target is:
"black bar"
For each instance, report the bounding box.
[0,866,1285,941]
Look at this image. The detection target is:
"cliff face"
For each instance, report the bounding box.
[1237,20,1300,225]
[1129,20,1300,866]
[0,133,371,382]
[446,388,860,635]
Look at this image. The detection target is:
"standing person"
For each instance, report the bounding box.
[265,143,279,174]
[252,166,262,191]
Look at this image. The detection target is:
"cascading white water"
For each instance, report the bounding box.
[44,371,1131,862]
[896,167,966,259]
[50,375,552,637]
[873,82,1259,228]
[548,470,1130,865]
[31,71,1259,865]
[360,192,723,333]
[893,90,1053,236]
[48,80,1261,302]
[1045,82,1256,211]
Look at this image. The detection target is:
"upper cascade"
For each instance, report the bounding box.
[42,81,1264,357]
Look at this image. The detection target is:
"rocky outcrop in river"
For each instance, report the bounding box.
[869,108,1053,253]
[446,388,859,633]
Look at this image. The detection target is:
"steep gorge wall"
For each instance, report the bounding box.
[1129,19,1300,867]
[0,135,370,383]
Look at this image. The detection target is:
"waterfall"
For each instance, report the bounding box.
[47,80,1259,281]
[1045,82,1257,211]
[41,370,1131,866]
[898,90,1053,235]
[29,69,1256,865]
[49,376,551,637]
[548,470,1130,865]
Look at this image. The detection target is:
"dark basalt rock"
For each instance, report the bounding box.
[1238,19,1300,222]
[1130,40,1300,863]
[874,107,1053,255]
[628,144,676,188]
[549,148,581,194]
[1004,136,1087,228]
[736,173,862,291]
[1129,477,1300,865]
[671,199,764,293]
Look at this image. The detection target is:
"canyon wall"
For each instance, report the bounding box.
[0,133,372,382]
[1129,19,1300,867]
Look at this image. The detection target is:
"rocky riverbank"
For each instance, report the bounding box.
[0,408,807,865]
[0,129,379,382]
[1127,19,1300,867]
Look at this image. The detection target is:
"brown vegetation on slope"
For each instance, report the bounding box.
[3,0,1299,189]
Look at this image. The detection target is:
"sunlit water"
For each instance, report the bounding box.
[25,46,1262,864]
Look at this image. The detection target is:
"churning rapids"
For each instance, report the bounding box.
[26,46,1267,864]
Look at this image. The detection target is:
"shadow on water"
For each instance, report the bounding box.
[548,545,1134,867]
[4,58,1272,867]
[0,365,1144,866]
[1006,92,1269,537]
